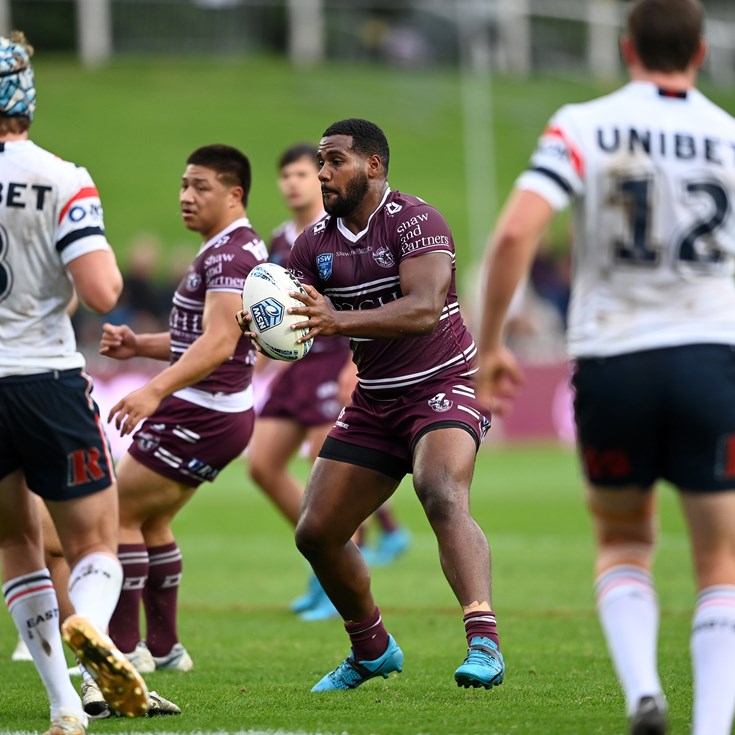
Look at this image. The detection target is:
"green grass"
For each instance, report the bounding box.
[0,444,696,734]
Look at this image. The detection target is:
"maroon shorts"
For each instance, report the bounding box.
[320,373,491,481]
[128,396,254,487]
[259,349,349,427]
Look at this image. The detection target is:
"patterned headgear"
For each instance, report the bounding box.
[0,33,35,120]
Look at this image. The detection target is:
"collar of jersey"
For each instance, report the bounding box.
[336,186,391,243]
[199,216,252,253]
[625,80,695,100]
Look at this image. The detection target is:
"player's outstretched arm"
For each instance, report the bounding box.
[66,249,123,314]
[475,189,555,414]
[108,291,244,436]
[99,324,171,361]
[288,251,451,342]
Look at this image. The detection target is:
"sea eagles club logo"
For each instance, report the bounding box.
[317,253,334,280]
[428,393,453,412]
[186,272,201,291]
[373,245,395,268]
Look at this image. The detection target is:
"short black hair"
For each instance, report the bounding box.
[322,118,390,175]
[278,142,318,170]
[187,144,252,205]
[627,0,703,73]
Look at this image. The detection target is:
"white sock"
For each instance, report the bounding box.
[595,565,662,714]
[3,569,82,717]
[691,585,735,735]
[68,552,123,632]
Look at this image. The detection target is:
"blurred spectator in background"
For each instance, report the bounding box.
[529,239,571,329]
[72,234,181,358]
[113,234,171,333]
[503,277,566,365]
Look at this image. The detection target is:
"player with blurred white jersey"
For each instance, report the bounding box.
[477,2,735,733]
[0,31,150,734]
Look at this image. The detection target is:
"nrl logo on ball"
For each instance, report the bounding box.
[250,297,285,332]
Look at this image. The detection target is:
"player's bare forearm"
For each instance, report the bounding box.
[100,323,169,361]
[288,288,443,341]
[135,332,171,360]
[479,236,529,352]
[478,190,555,353]
[291,252,450,341]
[331,294,441,339]
[144,329,239,400]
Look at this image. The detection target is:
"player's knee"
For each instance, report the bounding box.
[415,482,463,525]
[593,513,655,549]
[248,459,273,489]
[596,542,654,574]
[294,523,322,559]
[690,544,735,589]
[294,516,324,559]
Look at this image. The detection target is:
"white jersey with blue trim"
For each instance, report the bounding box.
[0,139,110,376]
[517,81,735,358]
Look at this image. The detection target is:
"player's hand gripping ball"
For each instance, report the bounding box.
[241,263,314,361]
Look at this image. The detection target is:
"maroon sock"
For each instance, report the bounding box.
[109,543,148,654]
[143,542,182,657]
[374,505,398,533]
[464,609,500,648]
[345,606,390,662]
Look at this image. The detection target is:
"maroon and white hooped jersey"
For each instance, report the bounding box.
[169,217,266,410]
[288,188,476,395]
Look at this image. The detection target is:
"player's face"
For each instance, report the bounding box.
[318,135,370,218]
[278,156,321,212]
[180,164,240,238]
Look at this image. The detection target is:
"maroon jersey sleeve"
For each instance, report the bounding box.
[395,203,454,263]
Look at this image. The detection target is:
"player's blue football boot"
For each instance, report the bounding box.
[291,574,323,614]
[454,636,505,689]
[299,589,339,621]
[311,635,404,691]
[362,528,411,567]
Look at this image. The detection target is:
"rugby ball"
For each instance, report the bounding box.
[241,262,314,362]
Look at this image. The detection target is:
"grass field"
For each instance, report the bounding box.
[0,445,696,734]
[4,54,728,734]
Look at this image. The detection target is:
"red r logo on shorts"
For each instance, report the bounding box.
[717,435,735,479]
[67,448,105,486]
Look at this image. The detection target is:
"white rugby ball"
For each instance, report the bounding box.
[241,262,314,362]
